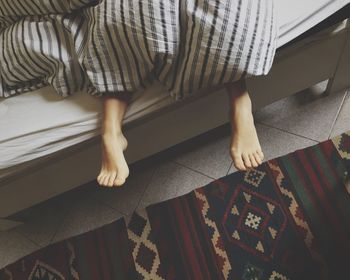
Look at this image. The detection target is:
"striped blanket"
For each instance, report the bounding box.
[0,0,278,101]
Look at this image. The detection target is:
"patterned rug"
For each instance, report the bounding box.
[1,131,350,280]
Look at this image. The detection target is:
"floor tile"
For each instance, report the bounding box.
[0,230,39,269]
[254,87,347,142]
[228,123,318,174]
[173,135,232,179]
[9,181,98,248]
[51,195,123,244]
[13,200,72,248]
[138,161,212,209]
[330,90,350,138]
[91,166,156,215]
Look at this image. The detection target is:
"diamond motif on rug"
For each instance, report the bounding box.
[244,169,266,187]
[127,209,164,280]
[136,243,157,273]
[222,185,287,261]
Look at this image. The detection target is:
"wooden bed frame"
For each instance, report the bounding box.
[1,19,349,231]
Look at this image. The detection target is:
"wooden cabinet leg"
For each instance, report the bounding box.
[325,19,350,95]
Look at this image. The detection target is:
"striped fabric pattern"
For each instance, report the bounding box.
[1,130,349,279]
[0,0,278,100]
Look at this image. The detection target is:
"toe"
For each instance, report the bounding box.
[231,149,246,171]
[97,171,106,185]
[98,175,106,186]
[233,155,246,171]
[104,175,111,187]
[97,171,105,184]
[114,169,129,187]
[257,150,264,161]
[254,152,262,165]
[242,153,252,169]
[114,176,126,187]
[101,175,110,187]
[107,172,117,187]
[249,154,258,168]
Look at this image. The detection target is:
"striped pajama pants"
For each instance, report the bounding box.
[0,0,278,101]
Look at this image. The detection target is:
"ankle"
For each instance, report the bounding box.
[229,96,252,115]
[102,129,124,139]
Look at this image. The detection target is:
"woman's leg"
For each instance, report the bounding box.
[226,78,264,171]
[97,94,131,187]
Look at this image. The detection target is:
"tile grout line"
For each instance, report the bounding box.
[0,231,42,270]
[134,168,158,212]
[13,230,43,249]
[169,161,217,201]
[171,160,218,181]
[327,90,348,139]
[92,198,128,217]
[226,161,234,175]
[255,121,321,143]
[49,198,125,245]
[88,187,130,217]
[48,202,78,245]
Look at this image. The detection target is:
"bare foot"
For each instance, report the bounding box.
[97,131,129,187]
[226,82,264,171]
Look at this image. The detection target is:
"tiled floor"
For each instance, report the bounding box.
[0,86,349,269]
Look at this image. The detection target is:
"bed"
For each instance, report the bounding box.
[1,0,350,230]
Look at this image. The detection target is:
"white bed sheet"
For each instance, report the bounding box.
[0,0,349,173]
[276,0,349,48]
